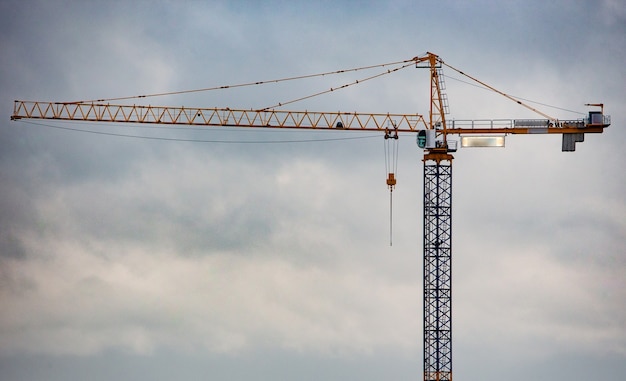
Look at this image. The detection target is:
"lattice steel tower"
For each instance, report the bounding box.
[423,152,453,381]
[418,53,454,381]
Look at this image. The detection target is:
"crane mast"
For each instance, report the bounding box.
[10,53,611,381]
[423,151,453,381]
[419,53,454,381]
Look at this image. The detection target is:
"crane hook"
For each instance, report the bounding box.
[384,123,399,246]
[386,172,397,190]
[385,123,399,191]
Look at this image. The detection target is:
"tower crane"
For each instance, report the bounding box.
[10,52,610,381]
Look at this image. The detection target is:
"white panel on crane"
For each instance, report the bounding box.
[461,136,505,148]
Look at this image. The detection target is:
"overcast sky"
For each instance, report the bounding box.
[1,1,625,380]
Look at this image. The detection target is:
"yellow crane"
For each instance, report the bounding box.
[10,52,610,381]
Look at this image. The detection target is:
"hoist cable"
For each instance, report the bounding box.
[393,135,399,176]
[390,190,393,247]
[67,58,416,105]
[260,62,415,111]
[383,130,399,247]
[392,136,399,247]
[384,136,390,178]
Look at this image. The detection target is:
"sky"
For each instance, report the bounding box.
[0,1,625,380]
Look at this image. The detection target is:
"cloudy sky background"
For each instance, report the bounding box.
[1,1,625,380]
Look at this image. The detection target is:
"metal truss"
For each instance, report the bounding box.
[423,154,453,381]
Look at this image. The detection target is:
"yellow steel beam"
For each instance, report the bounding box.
[11,101,428,132]
[11,100,607,136]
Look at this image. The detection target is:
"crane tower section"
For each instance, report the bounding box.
[423,152,453,381]
[418,53,455,381]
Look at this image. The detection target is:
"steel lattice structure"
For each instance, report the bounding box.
[423,153,453,381]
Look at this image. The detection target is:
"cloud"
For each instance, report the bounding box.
[0,129,421,357]
[0,241,422,356]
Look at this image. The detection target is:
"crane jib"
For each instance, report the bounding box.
[11,101,431,132]
[11,101,609,137]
